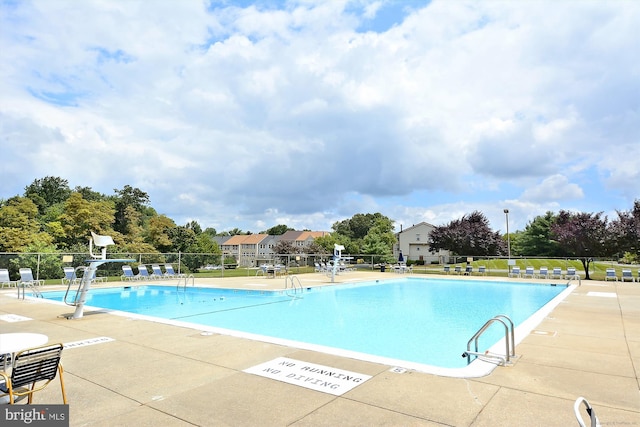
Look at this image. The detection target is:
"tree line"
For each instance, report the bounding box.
[1,176,638,280]
[427,205,640,279]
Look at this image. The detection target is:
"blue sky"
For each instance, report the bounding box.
[1,0,638,234]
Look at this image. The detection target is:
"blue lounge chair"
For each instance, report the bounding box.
[477,266,486,276]
[509,266,521,278]
[537,267,549,279]
[621,270,634,282]
[151,264,167,279]
[164,264,186,278]
[523,266,535,278]
[454,266,462,275]
[604,268,617,281]
[464,265,473,275]
[137,265,151,280]
[443,265,450,274]
[121,265,138,281]
[550,267,563,279]
[565,267,579,280]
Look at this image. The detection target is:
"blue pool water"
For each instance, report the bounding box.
[42,278,567,371]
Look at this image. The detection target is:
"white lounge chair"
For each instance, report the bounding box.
[550,267,563,279]
[62,267,80,285]
[0,269,18,288]
[604,268,617,281]
[574,396,600,427]
[19,268,44,286]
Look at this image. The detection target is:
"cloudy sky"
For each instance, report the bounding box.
[1,0,638,234]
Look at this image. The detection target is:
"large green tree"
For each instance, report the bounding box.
[112,185,150,235]
[514,212,562,256]
[58,192,115,248]
[0,197,52,251]
[24,176,71,214]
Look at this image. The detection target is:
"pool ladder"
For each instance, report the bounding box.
[18,281,44,299]
[177,274,195,291]
[462,314,515,365]
[285,275,303,299]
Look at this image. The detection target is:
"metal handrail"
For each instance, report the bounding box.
[285,275,303,298]
[567,275,581,286]
[177,274,195,291]
[17,281,43,299]
[462,314,515,365]
[63,266,89,306]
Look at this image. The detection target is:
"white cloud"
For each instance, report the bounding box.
[520,175,584,203]
[1,0,638,232]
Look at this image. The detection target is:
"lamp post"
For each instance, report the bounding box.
[504,209,511,272]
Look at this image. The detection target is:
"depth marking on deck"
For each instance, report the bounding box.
[0,314,32,323]
[63,336,115,349]
[244,357,372,396]
[586,292,617,298]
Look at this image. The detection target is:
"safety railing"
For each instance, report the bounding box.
[177,274,195,291]
[285,275,303,298]
[462,314,515,365]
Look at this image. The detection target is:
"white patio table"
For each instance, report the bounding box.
[0,333,49,370]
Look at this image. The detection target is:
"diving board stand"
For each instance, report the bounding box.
[64,232,134,320]
[331,244,345,283]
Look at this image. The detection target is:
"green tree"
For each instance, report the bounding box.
[332,213,389,240]
[58,192,115,248]
[113,185,150,234]
[361,217,396,263]
[147,215,176,252]
[73,186,106,202]
[262,224,292,235]
[168,226,197,253]
[24,176,71,214]
[514,212,562,256]
[0,197,53,251]
[185,220,202,235]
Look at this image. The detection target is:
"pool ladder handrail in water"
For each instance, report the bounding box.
[285,275,303,298]
[18,281,44,299]
[462,314,515,365]
[177,274,195,291]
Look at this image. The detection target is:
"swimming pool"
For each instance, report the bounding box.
[41,277,572,376]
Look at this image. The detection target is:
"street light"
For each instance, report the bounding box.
[504,209,511,271]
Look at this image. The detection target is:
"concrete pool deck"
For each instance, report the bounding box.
[0,272,638,426]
